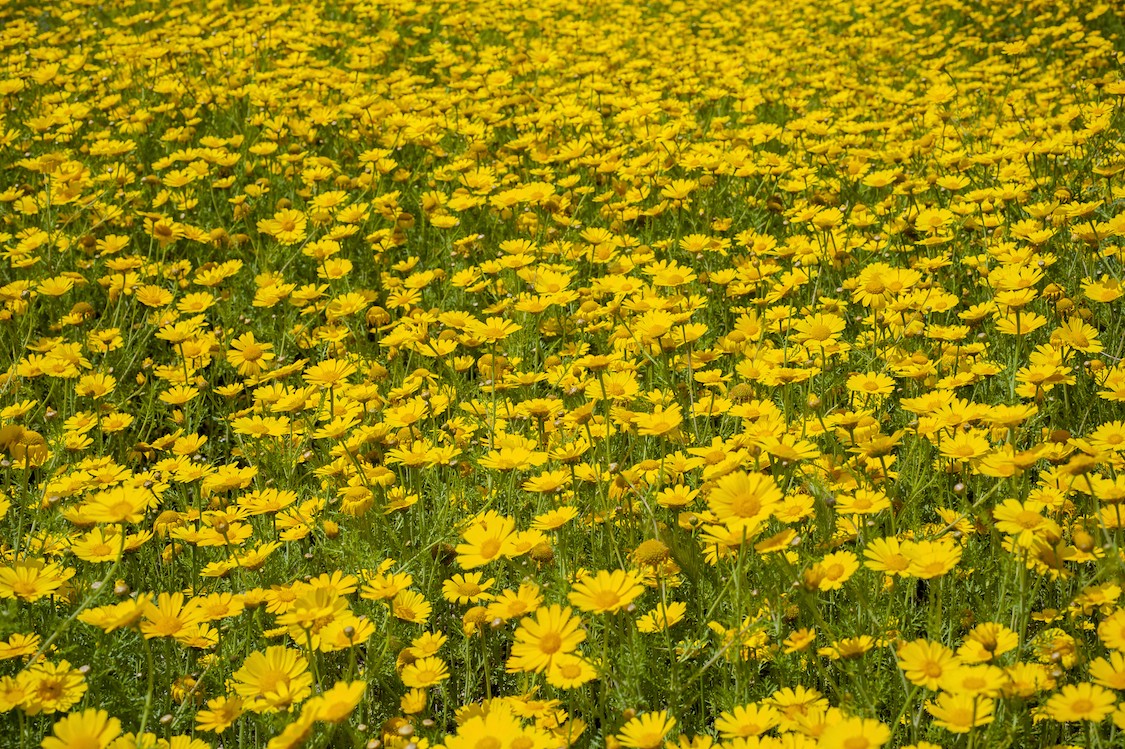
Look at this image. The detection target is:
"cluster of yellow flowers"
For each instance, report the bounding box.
[2,0,1125,747]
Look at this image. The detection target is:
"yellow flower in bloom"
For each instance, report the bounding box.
[818,717,890,749]
[938,664,1007,698]
[926,693,995,733]
[400,656,449,688]
[714,703,780,738]
[546,653,597,689]
[231,647,314,713]
[78,596,151,633]
[846,371,895,397]
[507,605,585,673]
[442,704,553,749]
[792,312,846,346]
[81,485,156,525]
[616,710,675,749]
[1045,682,1117,722]
[835,489,890,515]
[897,639,959,690]
[470,317,522,343]
[303,680,365,723]
[478,444,548,471]
[391,590,432,624]
[75,372,116,399]
[637,601,686,633]
[783,627,817,654]
[41,709,121,749]
[706,471,782,535]
[568,569,645,614]
[456,512,517,569]
[904,540,962,580]
[442,572,495,604]
[0,632,39,660]
[486,584,544,622]
[1100,610,1125,650]
[195,696,244,733]
[0,559,74,602]
[140,593,205,639]
[863,538,911,576]
[21,660,87,715]
[227,332,275,376]
[805,551,859,592]
[257,209,308,245]
[633,403,683,437]
[302,358,357,389]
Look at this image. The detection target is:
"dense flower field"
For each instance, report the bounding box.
[2,0,1125,747]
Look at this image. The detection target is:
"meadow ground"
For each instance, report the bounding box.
[2,0,1125,747]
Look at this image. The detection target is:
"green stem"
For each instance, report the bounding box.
[138,636,155,736]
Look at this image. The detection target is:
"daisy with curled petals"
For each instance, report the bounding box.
[469,316,522,343]
[846,371,895,398]
[140,593,204,639]
[863,537,911,576]
[391,590,432,625]
[791,311,846,347]
[958,622,1018,663]
[1089,652,1125,690]
[768,686,829,731]
[939,664,1007,698]
[903,539,962,580]
[257,208,307,245]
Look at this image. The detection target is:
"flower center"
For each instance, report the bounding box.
[538,632,562,654]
